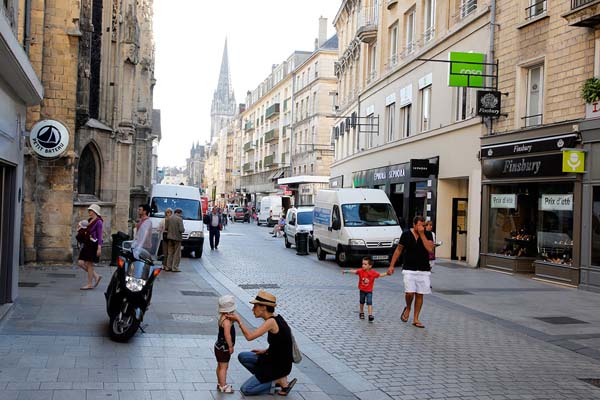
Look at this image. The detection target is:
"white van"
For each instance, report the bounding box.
[313,188,402,267]
[284,206,315,251]
[258,196,284,227]
[149,184,204,258]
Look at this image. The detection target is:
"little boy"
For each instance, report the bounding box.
[343,256,387,322]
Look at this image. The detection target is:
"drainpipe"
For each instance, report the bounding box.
[488,0,497,136]
[24,0,31,54]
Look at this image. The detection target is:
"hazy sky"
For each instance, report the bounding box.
[153,0,341,168]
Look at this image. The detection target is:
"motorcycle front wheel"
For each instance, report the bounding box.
[109,310,140,342]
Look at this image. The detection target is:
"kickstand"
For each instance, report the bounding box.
[139,324,148,333]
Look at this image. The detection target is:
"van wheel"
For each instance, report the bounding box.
[284,235,291,248]
[257,219,261,226]
[316,243,327,260]
[336,247,348,267]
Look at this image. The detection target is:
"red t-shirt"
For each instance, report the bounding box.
[357,269,382,293]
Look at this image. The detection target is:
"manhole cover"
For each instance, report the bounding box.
[534,316,588,325]
[240,284,280,289]
[18,282,39,287]
[171,313,214,323]
[434,289,472,295]
[180,290,217,297]
[579,378,600,388]
[46,273,76,278]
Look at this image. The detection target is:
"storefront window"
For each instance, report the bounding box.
[487,183,573,264]
[592,187,600,266]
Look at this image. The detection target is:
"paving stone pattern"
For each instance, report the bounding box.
[201,223,600,400]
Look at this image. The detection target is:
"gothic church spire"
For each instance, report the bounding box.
[210,39,236,142]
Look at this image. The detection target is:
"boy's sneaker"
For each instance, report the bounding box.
[368,315,374,322]
[359,312,365,320]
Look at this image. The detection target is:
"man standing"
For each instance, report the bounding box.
[165,208,185,272]
[204,207,223,250]
[387,216,435,329]
[134,204,153,253]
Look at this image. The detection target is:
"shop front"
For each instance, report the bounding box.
[352,158,439,228]
[480,130,582,285]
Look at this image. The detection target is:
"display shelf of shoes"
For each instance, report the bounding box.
[533,240,578,286]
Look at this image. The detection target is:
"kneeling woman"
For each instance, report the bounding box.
[227,291,297,396]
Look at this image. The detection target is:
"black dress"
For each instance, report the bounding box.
[255,315,293,383]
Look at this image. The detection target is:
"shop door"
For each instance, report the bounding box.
[451,198,468,260]
[389,183,405,228]
[409,181,428,220]
[0,163,15,304]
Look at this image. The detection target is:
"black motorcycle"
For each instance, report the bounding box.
[104,241,161,342]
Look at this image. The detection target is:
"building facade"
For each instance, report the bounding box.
[0,0,43,304]
[186,142,206,189]
[22,0,158,264]
[331,0,488,266]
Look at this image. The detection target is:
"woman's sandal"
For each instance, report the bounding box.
[277,378,297,396]
[359,312,365,320]
[216,384,234,393]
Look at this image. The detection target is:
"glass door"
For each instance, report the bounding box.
[452,198,468,260]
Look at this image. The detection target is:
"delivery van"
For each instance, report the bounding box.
[149,184,204,258]
[313,188,402,267]
[258,196,292,227]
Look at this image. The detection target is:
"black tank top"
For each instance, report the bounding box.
[215,319,235,352]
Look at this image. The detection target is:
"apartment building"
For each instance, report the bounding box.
[480,0,600,288]
[331,0,488,266]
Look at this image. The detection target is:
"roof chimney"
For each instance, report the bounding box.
[318,16,328,47]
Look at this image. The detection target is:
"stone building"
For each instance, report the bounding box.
[0,0,43,304]
[22,0,158,264]
[186,142,206,189]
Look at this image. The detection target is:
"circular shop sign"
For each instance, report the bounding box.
[29,119,70,158]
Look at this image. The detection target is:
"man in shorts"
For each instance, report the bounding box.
[388,216,435,328]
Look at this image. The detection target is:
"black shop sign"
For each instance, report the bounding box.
[476,90,502,117]
[481,134,577,159]
[482,153,564,179]
[410,159,431,178]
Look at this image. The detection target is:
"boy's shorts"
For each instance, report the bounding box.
[359,291,373,305]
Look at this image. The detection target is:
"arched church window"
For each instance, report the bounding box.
[78,144,100,196]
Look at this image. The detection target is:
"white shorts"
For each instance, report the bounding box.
[402,270,431,294]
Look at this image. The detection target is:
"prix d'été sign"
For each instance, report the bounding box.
[449,52,485,88]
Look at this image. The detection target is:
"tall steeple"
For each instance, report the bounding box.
[210,39,236,142]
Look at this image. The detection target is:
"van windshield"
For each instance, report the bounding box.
[150,197,201,220]
[297,211,313,225]
[341,203,399,227]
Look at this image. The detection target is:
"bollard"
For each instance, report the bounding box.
[296,231,309,256]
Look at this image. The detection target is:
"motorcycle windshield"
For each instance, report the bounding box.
[126,261,152,280]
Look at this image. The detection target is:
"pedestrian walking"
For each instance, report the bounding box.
[204,207,224,250]
[227,291,297,396]
[75,219,89,273]
[343,256,388,322]
[77,204,103,290]
[214,295,236,393]
[133,204,153,253]
[158,208,173,264]
[388,216,435,328]
[164,208,185,272]
[425,220,437,269]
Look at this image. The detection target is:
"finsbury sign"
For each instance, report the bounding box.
[29,120,70,159]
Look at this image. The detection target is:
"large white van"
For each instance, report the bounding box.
[258,195,290,227]
[149,184,204,258]
[313,188,402,267]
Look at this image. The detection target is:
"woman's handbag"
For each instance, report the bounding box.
[291,333,302,364]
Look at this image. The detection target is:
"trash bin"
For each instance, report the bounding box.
[111,231,130,266]
[296,231,309,256]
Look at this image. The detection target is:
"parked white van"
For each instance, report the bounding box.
[149,184,204,258]
[258,195,292,226]
[313,188,402,267]
[284,206,315,251]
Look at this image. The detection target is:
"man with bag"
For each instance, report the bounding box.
[164,208,185,272]
[204,206,224,250]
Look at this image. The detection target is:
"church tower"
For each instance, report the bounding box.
[210,39,236,142]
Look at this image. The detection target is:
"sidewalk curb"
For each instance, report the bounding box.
[196,255,391,400]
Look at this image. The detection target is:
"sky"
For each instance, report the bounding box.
[153,0,341,168]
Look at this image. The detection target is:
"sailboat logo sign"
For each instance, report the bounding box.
[29,120,70,158]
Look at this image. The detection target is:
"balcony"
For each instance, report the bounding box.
[244,121,254,131]
[265,103,280,120]
[564,0,600,27]
[263,154,275,167]
[243,162,254,172]
[264,128,279,143]
[243,141,255,152]
[357,6,378,43]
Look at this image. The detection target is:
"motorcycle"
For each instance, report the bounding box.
[104,240,161,342]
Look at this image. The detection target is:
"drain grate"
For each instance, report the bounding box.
[180,290,217,297]
[18,282,39,287]
[46,273,76,278]
[434,289,472,295]
[534,316,588,325]
[579,378,600,388]
[240,284,280,289]
[171,313,214,323]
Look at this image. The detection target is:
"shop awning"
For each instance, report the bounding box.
[268,169,285,181]
[277,175,330,185]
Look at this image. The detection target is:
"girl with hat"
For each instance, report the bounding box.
[214,295,236,393]
[227,290,297,396]
[78,204,103,290]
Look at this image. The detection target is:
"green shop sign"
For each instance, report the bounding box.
[449,52,485,87]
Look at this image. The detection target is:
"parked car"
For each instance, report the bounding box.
[284,207,315,251]
[233,207,250,222]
